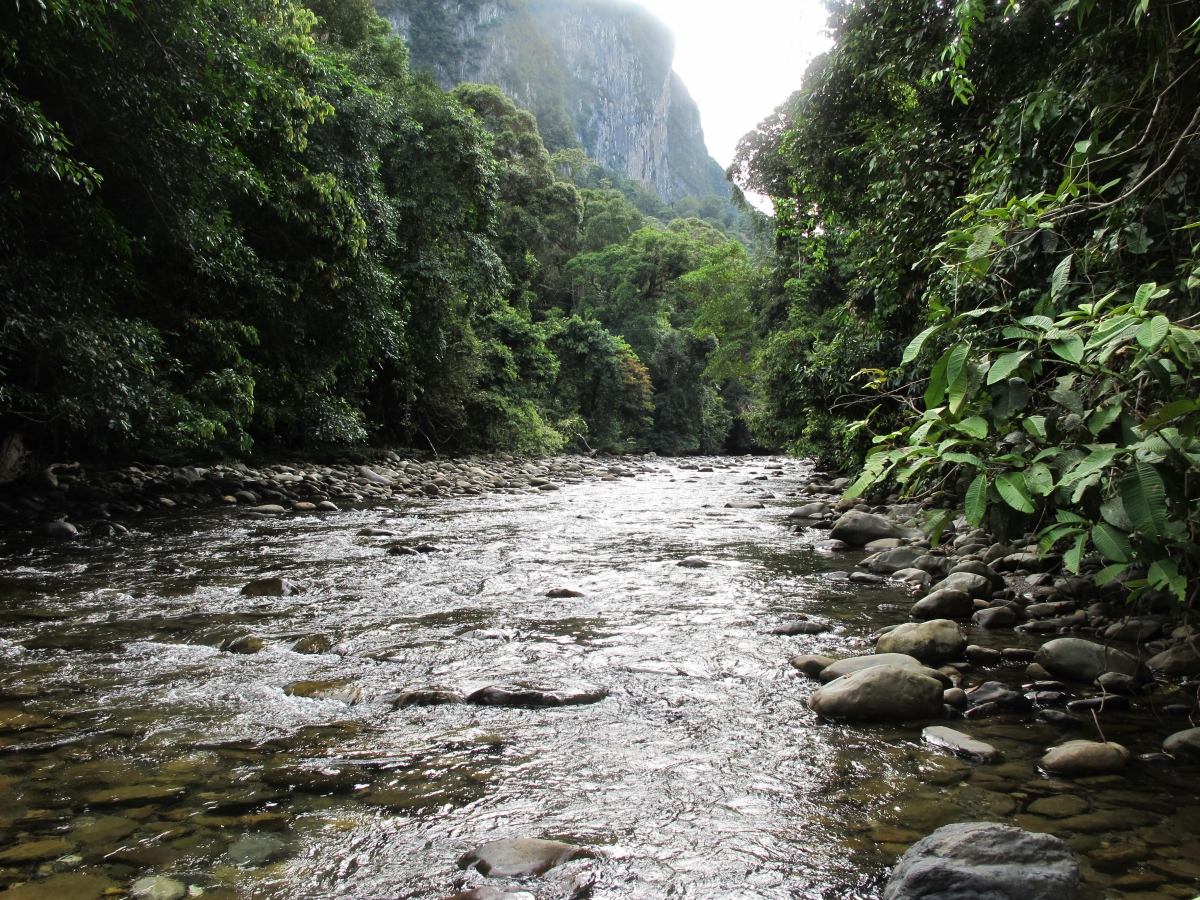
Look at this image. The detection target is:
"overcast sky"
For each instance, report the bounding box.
[631,0,834,169]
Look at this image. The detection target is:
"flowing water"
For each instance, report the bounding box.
[1,458,1198,900]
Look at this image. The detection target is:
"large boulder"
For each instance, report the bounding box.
[1039,740,1129,776]
[871,546,928,575]
[830,511,909,547]
[972,606,1017,629]
[929,572,993,600]
[808,665,944,721]
[819,653,946,684]
[1164,727,1200,759]
[911,590,974,620]
[882,822,1078,900]
[1033,638,1138,683]
[1147,642,1200,677]
[877,620,968,664]
[948,560,1005,589]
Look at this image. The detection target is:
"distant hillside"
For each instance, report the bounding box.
[377,0,729,202]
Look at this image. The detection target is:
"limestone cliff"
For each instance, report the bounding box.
[377,0,729,202]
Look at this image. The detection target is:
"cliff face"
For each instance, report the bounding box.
[378,0,728,202]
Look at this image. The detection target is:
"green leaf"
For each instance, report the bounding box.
[1064,533,1087,574]
[995,472,1035,513]
[987,350,1031,385]
[965,475,988,527]
[1100,494,1134,531]
[1148,558,1188,604]
[1023,416,1048,441]
[1049,388,1083,415]
[1140,398,1199,431]
[1087,400,1124,435]
[1119,461,1167,540]
[925,509,953,549]
[1055,509,1090,524]
[1051,255,1072,299]
[1134,282,1159,312]
[1136,315,1170,352]
[1091,523,1132,563]
[1021,315,1055,331]
[902,326,939,365]
[1092,564,1126,586]
[943,451,984,468]
[1061,449,1120,487]
[956,416,989,438]
[1024,462,1055,496]
[924,350,950,408]
[1050,334,1085,363]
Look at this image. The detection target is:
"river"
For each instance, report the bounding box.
[0,456,1197,900]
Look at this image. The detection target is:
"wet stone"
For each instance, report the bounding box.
[394,689,465,707]
[227,832,286,867]
[71,815,138,845]
[1026,794,1089,819]
[790,654,834,678]
[466,684,607,708]
[458,838,592,878]
[0,838,76,864]
[240,577,304,597]
[922,726,1003,763]
[3,873,117,900]
[772,620,829,635]
[1040,740,1129,777]
[809,665,944,721]
[130,876,187,900]
[291,634,332,654]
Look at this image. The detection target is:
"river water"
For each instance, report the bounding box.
[1,457,1198,900]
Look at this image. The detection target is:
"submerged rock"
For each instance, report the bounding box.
[546,588,585,598]
[790,654,835,678]
[130,876,186,900]
[1039,739,1129,776]
[240,577,304,597]
[808,665,944,721]
[228,833,286,867]
[458,838,592,877]
[4,873,117,900]
[882,822,1078,900]
[292,634,333,654]
[676,556,717,568]
[1033,638,1138,682]
[466,684,607,708]
[876,620,968,664]
[922,726,1003,763]
[772,620,829,635]
[394,689,465,708]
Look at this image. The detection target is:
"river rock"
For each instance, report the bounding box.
[829,511,908,547]
[726,499,765,509]
[772,620,829,635]
[948,560,1004,588]
[1103,617,1162,643]
[1033,638,1138,682]
[1164,727,1200,758]
[547,588,584,598]
[0,838,76,864]
[447,889,536,900]
[292,634,332,654]
[790,654,835,678]
[1094,672,1139,695]
[819,653,945,684]
[871,546,930,575]
[972,606,1017,629]
[241,577,304,597]
[1147,642,1200,677]
[228,833,286,867]
[882,822,1078,900]
[676,556,717,568]
[251,504,287,514]
[877,620,968,664]
[1039,740,1129,776]
[911,590,974,620]
[316,501,339,511]
[4,873,117,900]
[466,683,606,708]
[923,726,1003,763]
[40,520,78,539]
[808,665,944,721]
[789,503,830,519]
[458,838,592,877]
[130,876,186,900]
[929,572,993,600]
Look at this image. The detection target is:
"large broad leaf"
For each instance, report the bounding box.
[1064,533,1087,574]
[987,351,1031,385]
[902,326,939,365]
[925,509,953,549]
[1023,416,1048,441]
[1119,461,1167,540]
[1050,334,1085,364]
[1049,388,1083,414]
[1092,563,1127,586]
[956,416,989,438]
[1087,399,1124,436]
[924,350,951,408]
[1148,558,1187,603]
[1100,494,1134,531]
[995,472,1035,513]
[1051,255,1072,299]
[943,451,984,468]
[1091,523,1132,563]
[965,475,988,527]
[1136,315,1170,352]
[1140,398,1199,432]
[1061,449,1120,487]
[1024,463,1055,496]
[945,343,969,389]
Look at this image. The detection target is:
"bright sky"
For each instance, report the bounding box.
[631,0,834,169]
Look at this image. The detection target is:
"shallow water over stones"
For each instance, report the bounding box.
[0,458,1198,899]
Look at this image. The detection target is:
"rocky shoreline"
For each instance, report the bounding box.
[0,453,673,539]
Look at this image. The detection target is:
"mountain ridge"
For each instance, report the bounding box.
[377,0,729,202]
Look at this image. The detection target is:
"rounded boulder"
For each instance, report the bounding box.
[808,664,944,721]
[877,619,968,665]
[1039,739,1129,777]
